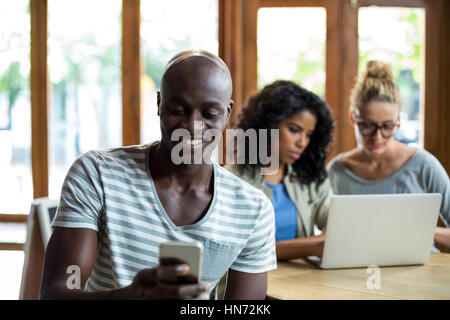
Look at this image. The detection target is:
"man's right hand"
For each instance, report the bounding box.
[40,228,210,300]
[123,259,210,300]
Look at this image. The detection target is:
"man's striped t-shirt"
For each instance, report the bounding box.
[51,144,277,294]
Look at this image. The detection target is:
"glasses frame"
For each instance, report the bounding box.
[355,118,400,138]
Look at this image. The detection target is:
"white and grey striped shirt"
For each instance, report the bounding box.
[52,144,277,293]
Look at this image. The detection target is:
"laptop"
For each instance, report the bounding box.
[307,193,442,269]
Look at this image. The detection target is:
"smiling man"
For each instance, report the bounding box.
[158,50,231,167]
[40,50,276,300]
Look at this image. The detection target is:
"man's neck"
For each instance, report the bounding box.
[149,142,214,189]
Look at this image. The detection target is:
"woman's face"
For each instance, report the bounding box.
[277,110,317,165]
[352,101,400,155]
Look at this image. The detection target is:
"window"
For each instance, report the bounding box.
[47,0,122,199]
[0,250,24,299]
[358,7,425,147]
[140,0,219,144]
[257,7,326,97]
[0,0,32,214]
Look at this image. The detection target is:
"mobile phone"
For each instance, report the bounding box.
[159,241,203,282]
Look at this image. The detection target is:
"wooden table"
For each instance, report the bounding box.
[267,253,450,300]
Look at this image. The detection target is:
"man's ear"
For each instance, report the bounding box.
[157,91,161,116]
[227,99,234,118]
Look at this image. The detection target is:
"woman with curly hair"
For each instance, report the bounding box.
[227,80,335,260]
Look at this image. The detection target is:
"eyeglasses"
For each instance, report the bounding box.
[355,120,400,138]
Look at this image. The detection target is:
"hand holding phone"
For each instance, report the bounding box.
[159,241,203,282]
[124,241,208,299]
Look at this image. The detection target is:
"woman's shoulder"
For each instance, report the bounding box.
[411,147,437,162]
[311,177,333,195]
[327,151,354,173]
[225,164,251,176]
[292,176,332,201]
[409,148,447,174]
[224,164,263,184]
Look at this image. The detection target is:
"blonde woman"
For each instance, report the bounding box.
[327,60,450,249]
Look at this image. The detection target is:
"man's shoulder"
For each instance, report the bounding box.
[77,144,149,165]
[68,145,149,181]
[215,164,270,206]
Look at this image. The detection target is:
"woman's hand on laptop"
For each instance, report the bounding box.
[435,227,450,248]
[311,233,326,258]
[276,233,327,260]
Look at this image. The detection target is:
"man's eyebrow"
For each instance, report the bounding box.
[169,97,188,106]
[202,101,226,110]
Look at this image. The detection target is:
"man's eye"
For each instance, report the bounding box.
[382,124,395,130]
[204,112,219,119]
[171,108,185,115]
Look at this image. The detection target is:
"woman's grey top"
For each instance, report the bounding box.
[327,148,450,226]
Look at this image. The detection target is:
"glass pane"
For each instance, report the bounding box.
[257,8,326,97]
[0,250,24,299]
[0,0,32,214]
[140,0,218,144]
[359,7,425,147]
[48,0,122,200]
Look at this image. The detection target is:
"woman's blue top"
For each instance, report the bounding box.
[264,182,298,241]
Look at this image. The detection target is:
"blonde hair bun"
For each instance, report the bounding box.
[350,60,401,113]
[365,60,394,82]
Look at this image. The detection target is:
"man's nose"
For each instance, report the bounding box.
[185,112,204,136]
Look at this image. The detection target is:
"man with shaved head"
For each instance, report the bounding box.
[41,50,276,300]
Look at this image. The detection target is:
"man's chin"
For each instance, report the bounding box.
[168,141,217,165]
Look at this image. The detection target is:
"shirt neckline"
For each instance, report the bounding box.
[144,142,218,231]
[338,148,420,184]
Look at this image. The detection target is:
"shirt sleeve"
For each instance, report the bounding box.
[51,151,104,232]
[313,178,333,231]
[424,152,450,226]
[229,197,277,273]
[326,156,341,194]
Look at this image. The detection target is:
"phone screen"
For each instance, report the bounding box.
[159,241,204,282]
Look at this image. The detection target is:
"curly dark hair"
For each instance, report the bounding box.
[236,80,334,185]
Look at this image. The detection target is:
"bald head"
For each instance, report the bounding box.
[160,50,233,100]
[165,50,231,77]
